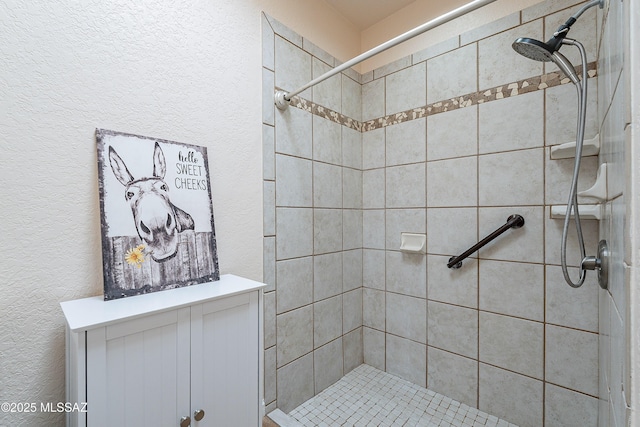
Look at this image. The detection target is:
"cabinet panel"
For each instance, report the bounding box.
[191,292,259,426]
[87,307,190,427]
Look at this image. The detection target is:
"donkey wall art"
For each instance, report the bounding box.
[108,142,194,262]
[96,129,220,300]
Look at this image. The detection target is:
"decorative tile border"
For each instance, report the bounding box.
[281,60,597,133]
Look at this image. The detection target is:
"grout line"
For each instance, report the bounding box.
[476,37,482,409]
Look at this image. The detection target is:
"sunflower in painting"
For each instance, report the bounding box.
[125,244,146,268]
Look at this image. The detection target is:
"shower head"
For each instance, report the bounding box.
[512,37,580,85]
[512,37,554,62]
[512,0,603,85]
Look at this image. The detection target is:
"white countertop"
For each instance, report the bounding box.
[60,274,265,332]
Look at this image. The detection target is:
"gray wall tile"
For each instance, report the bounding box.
[313,208,342,254]
[427,347,478,408]
[312,115,341,165]
[386,163,426,208]
[362,78,385,121]
[386,62,426,115]
[479,90,544,154]
[277,353,314,413]
[275,36,311,97]
[363,128,385,169]
[276,154,312,207]
[314,161,342,208]
[363,288,385,330]
[478,206,544,264]
[427,43,476,103]
[313,252,343,301]
[461,12,520,45]
[427,106,477,161]
[342,126,362,169]
[276,257,313,314]
[343,209,363,250]
[343,249,363,292]
[386,118,426,166]
[386,292,426,343]
[363,210,385,249]
[342,74,362,122]
[264,346,277,404]
[427,207,477,256]
[314,339,344,394]
[277,305,313,367]
[343,328,363,374]
[427,254,478,309]
[385,209,426,250]
[275,105,312,158]
[312,57,341,113]
[363,327,385,371]
[314,295,342,348]
[386,251,427,298]
[546,265,599,332]
[386,334,426,387]
[277,207,313,260]
[544,383,598,427]
[478,148,544,206]
[428,301,477,359]
[479,363,543,427]
[545,324,599,395]
[479,312,543,379]
[479,20,543,89]
[427,157,477,207]
[479,260,544,321]
[343,288,363,333]
[363,249,386,290]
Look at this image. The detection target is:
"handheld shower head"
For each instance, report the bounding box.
[512,0,603,83]
[511,2,602,289]
[512,37,554,62]
[512,37,580,84]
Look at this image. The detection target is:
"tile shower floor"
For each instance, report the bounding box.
[285,364,518,427]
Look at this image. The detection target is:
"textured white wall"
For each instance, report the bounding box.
[0,1,271,425]
[0,0,358,423]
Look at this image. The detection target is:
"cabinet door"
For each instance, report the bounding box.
[190,291,260,427]
[86,308,191,427]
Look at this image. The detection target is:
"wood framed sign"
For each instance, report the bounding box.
[96,129,219,300]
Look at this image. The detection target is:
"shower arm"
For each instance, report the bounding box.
[548,0,603,52]
[571,0,605,22]
[274,0,498,110]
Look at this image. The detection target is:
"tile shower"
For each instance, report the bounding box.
[261,0,624,426]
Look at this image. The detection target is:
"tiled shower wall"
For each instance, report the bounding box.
[263,1,604,426]
[595,0,630,426]
[262,13,365,416]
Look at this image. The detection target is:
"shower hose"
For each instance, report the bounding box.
[560,38,589,288]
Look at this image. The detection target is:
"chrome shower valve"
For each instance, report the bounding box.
[581,240,609,289]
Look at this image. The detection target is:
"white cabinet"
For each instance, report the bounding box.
[61,274,265,427]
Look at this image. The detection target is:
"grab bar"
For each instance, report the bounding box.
[447,214,525,269]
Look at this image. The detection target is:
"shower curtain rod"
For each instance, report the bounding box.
[274,0,498,110]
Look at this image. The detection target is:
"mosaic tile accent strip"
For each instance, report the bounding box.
[280,61,597,134]
[285,96,364,133]
[288,364,519,427]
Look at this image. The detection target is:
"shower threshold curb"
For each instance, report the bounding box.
[267,408,304,427]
